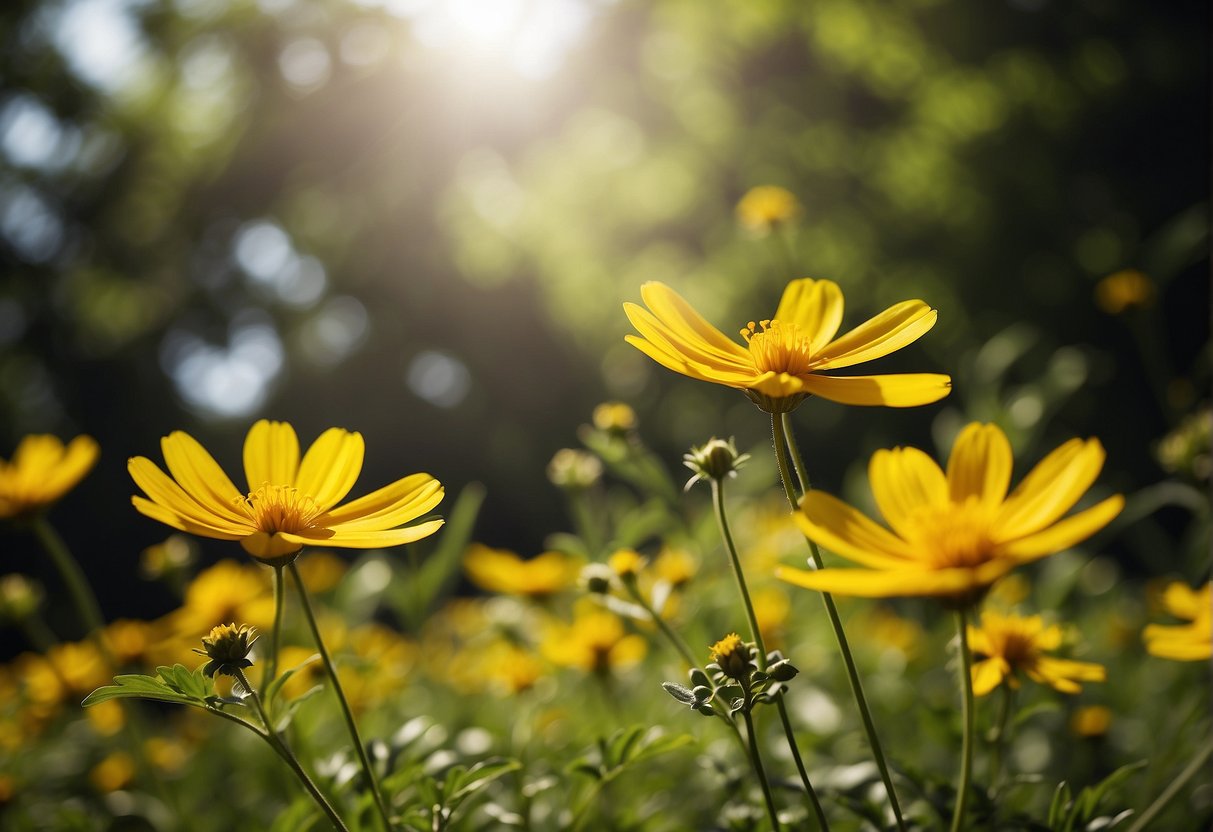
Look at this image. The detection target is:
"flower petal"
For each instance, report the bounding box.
[624,304,752,375]
[161,432,248,525]
[243,420,300,491]
[868,446,949,539]
[796,491,918,567]
[993,438,1105,539]
[281,519,445,549]
[131,496,244,540]
[971,657,1010,697]
[296,429,365,509]
[799,372,952,407]
[947,423,1013,508]
[776,561,1012,599]
[39,435,100,501]
[811,300,937,371]
[773,278,844,353]
[638,282,750,360]
[322,474,444,531]
[997,495,1123,562]
[623,334,757,388]
[129,457,250,534]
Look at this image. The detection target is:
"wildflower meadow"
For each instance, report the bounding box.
[0,1,1208,830]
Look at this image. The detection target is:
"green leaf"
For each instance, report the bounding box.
[264,653,320,708]
[608,726,646,767]
[273,685,324,733]
[448,758,521,802]
[155,664,213,700]
[82,673,195,707]
[661,682,696,705]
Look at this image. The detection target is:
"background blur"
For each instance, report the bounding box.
[2,0,1208,625]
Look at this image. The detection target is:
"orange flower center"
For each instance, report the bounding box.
[993,630,1040,667]
[905,502,995,568]
[740,319,814,375]
[241,485,322,535]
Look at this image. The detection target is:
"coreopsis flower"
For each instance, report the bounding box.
[592,402,637,433]
[542,604,646,675]
[684,437,750,489]
[736,185,800,235]
[652,548,698,588]
[708,632,752,680]
[967,611,1105,696]
[129,420,444,565]
[607,549,646,580]
[0,435,98,519]
[1143,581,1212,661]
[464,544,579,598]
[777,423,1123,606]
[624,279,950,413]
[195,623,258,678]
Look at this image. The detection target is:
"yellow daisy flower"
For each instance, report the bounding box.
[777,423,1123,604]
[967,610,1105,696]
[0,435,99,519]
[1143,581,1212,661]
[541,604,646,675]
[736,185,800,235]
[463,544,579,598]
[129,420,444,564]
[624,279,950,411]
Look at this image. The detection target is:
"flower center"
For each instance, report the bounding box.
[904,501,995,569]
[997,631,1039,667]
[740,319,814,376]
[240,485,322,536]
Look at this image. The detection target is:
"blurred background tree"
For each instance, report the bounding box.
[1,0,1206,623]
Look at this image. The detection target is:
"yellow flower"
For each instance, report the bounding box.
[624,279,950,411]
[967,611,1105,696]
[129,420,444,564]
[1143,581,1212,661]
[1095,269,1154,314]
[736,185,801,235]
[709,632,751,679]
[1070,705,1112,737]
[0,434,98,519]
[592,402,637,432]
[168,560,273,638]
[478,641,545,696]
[294,551,347,593]
[653,548,698,587]
[464,544,579,598]
[778,423,1123,604]
[608,549,646,580]
[542,605,646,674]
[89,752,135,793]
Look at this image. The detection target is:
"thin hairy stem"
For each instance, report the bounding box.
[264,566,285,689]
[742,705,783,832]
[951,609,975,832]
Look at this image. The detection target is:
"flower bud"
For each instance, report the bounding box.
[547,449,603,490]
[0,574,42,623]
[684,437,750,490]
[195,623,258,678]
[592,402,637,434]
[709,633,753,681]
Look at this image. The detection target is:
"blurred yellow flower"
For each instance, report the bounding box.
[709,632,751,679]
[168,560,273,638]
[608,549,646,579]
[89,752,134,793]
[592,402,637,432]
[479,641,545,696]
[1095,269,1154,314]
[85,700,125,737]
[1070,704,1112,737]
[1143,581,1212,661]
[0,434,98,519]
[778,423,1123,604]
[294,551,347,593]
[653,548,698,588]
[542,605,646,675]
[624,279,950,411]
[129,419,444,564]
[967,610,1105,696]
[752,585,790,646]
[145,737,189,773]
[464,544,579,598]
[736,185,800,235]
[103,619,161,668]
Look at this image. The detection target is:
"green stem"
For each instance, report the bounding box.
[289,561,393,832]
[568,489,604,559]
[1126,735,1213,832]
[31,516,110,653]
[231,669,352,832]
[264,566,285,689]
[773,415,906,832]
[710,477,829,829]
[780,414,811,497]
[951,610,975,832]
[987,684,1014,792]
[742,699,783,832]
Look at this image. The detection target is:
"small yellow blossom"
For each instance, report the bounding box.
[129,419,444,564]
[709,633,752,680]
[479,641,545,696]
[653,548,698,588]
[542,605,646,675]
[1070,705,1112,737]
[592,402,637,433]
[168,560,273,639]
[1143,581,1212,661]
[736,186,801,235]
[778,423,1123,605]
[625,279,950,411]
[968,611,1105,696]
[608,549,646,580]
[0,574,42,622]
[1095,269,1154,314]
[464,545,579,598]
[90,752,135,793]
[145,737,189,773]
[546,449,602,489]
[295,551,347,593]
[0,434,98,519]
[85,700,125,737]
[752,586,791,646]
[103,619,161,667]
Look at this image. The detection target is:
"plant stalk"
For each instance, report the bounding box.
[951,609,975,832]
[773,413,906,831]
[289,561,393,832]
[1125,734,1213,832]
